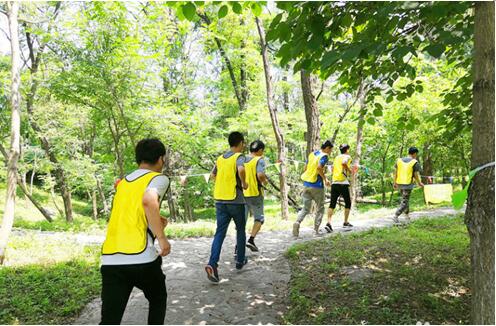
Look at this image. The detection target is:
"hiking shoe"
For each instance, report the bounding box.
[392,216,400,224]
[325,223,333,233]
[343,222,353,228]
[405,214,411,223]
[246,239,259,252]
[205,265,219,283]
[314,227,321,235]
[292,222,300,237]
[236,258,248,270]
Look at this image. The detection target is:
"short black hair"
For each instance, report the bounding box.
[339,144,350,154]
[408,147,419,155]
[135,138,166,165]
[228,131,245,147]
[250,140,265,153]
[321,140,334,150]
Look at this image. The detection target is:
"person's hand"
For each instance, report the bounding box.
[419,182,425,188]
[393,182,398,189]
[157,236,171,257]
[242,182,249,190]
[325,179,331,187]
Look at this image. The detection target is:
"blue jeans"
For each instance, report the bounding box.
[208,203,246,267]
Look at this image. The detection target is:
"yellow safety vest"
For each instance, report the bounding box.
[396,158,417,185]
[244,156,263,197]
[301,151,328,183]
[214,152,242,200]
[102,171,161,255]
[332,154,352,182]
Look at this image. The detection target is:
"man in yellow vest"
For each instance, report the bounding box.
[393,146,424,223]
[326,144,354,231]
[243,140,268,252]
[293,140,334,238]
[205,131,249,283]
[100,138,171,325]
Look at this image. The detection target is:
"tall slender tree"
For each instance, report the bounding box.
[0,1,21,264]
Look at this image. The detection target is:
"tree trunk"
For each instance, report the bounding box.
[282,73,290,111]
[24,25,73,223]
[301,70,320,156]
[0,144,53,222]
[422,143,434,177]
[351,100,366,209]
[465,2,495,324]
[96,176,109,216]
[88,190,98,220]
[0,2,21,265]
[198,13,245,112]
[381,142,392,206]
[256,17,289,220]
[163,148,179,221]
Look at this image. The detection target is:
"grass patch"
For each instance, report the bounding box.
[284,215,470,325]
[0,234,101,324]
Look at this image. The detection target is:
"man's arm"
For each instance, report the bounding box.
[143,190,171,256]
[238,165,248,190]
[393,164,398,189]
[317,164,330,186]
[414,171,424,187]
[257,172,268,185]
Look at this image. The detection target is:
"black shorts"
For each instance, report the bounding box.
[330,184,351,209]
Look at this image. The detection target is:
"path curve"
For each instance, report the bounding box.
[75,207,462,325]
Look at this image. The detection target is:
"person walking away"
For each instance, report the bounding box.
[205,131,249,283]
[243,140,268,252]
[393,146,424,223]
[100,138,171,325]
[292,140,333,238]
[326,144,354,232]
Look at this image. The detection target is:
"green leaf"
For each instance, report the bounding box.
[373,108,383,117]
[424,43,445,58]
[181,2,197,21]
[321,51,340,70]
[251,2,262,17]
[218,5,228,19]
[367,117,376,125]
[231,2,242,14]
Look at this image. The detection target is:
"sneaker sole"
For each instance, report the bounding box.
[205,266,219,283]
[325,227,333,233]
[246,243,259,252]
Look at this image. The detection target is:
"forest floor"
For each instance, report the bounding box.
[73,206,465,325]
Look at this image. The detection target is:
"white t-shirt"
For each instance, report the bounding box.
[333,154,352,185]
[101,169,170,265]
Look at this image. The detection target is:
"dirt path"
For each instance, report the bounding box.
[75,207,462,325]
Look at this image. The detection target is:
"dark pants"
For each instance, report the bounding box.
[208,203,246,266]
[330,184,352,209]
[395,189,412,216]
[100,257,167,325]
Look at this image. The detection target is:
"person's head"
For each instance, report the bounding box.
[339,144,350,154]
[321,140,334,154]
[135,138,166,172]
[228,131,245,152]
[408,146,419,159]
[249,140,265,156]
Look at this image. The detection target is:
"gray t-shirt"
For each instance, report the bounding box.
[395,157,421,189]
[244,156,266,199]
[212,151,246,204]
[101,169,170,266]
